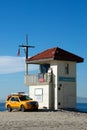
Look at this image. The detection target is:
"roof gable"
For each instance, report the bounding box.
[27,47,84,63]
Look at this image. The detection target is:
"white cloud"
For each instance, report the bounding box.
[0,56,39,74]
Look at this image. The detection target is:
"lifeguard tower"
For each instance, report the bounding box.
[25,47,84,110]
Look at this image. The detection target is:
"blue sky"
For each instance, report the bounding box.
[0,0,86,99]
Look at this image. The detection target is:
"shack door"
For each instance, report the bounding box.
[58,84,76,109]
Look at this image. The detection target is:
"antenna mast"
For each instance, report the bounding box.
[26,34,28,59]
[19,34,35,75]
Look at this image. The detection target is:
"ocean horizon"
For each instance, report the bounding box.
[0,102,87,112]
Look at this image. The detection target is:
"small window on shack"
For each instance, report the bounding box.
[65,63,69,74]
[40,64,50,73]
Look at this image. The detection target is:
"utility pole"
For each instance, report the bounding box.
[19,34,35,75]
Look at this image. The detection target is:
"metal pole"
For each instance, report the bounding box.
[26,34,28,75]
[19,35,35,75]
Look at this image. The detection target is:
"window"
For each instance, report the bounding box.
[11,97,18,102]
[19,95,32,101]
[65,63,69,74]
[15,98,19,102]
[35,88,43,102]
[40,64,50,73]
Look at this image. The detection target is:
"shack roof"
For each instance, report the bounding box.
[26,47,84,64]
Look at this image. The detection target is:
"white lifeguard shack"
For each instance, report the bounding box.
[25,47,84,110]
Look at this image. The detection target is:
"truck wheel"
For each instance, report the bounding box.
[21,105,25,112]
[7,105,12,112]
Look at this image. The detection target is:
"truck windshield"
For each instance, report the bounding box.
[19,95,32,101]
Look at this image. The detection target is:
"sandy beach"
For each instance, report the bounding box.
[0,110,87,130]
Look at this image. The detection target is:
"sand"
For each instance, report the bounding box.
[0,110,87,130]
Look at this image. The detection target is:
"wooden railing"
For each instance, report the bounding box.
[25,73,52,86]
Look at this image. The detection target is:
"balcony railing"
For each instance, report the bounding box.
[25,73,52,86]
